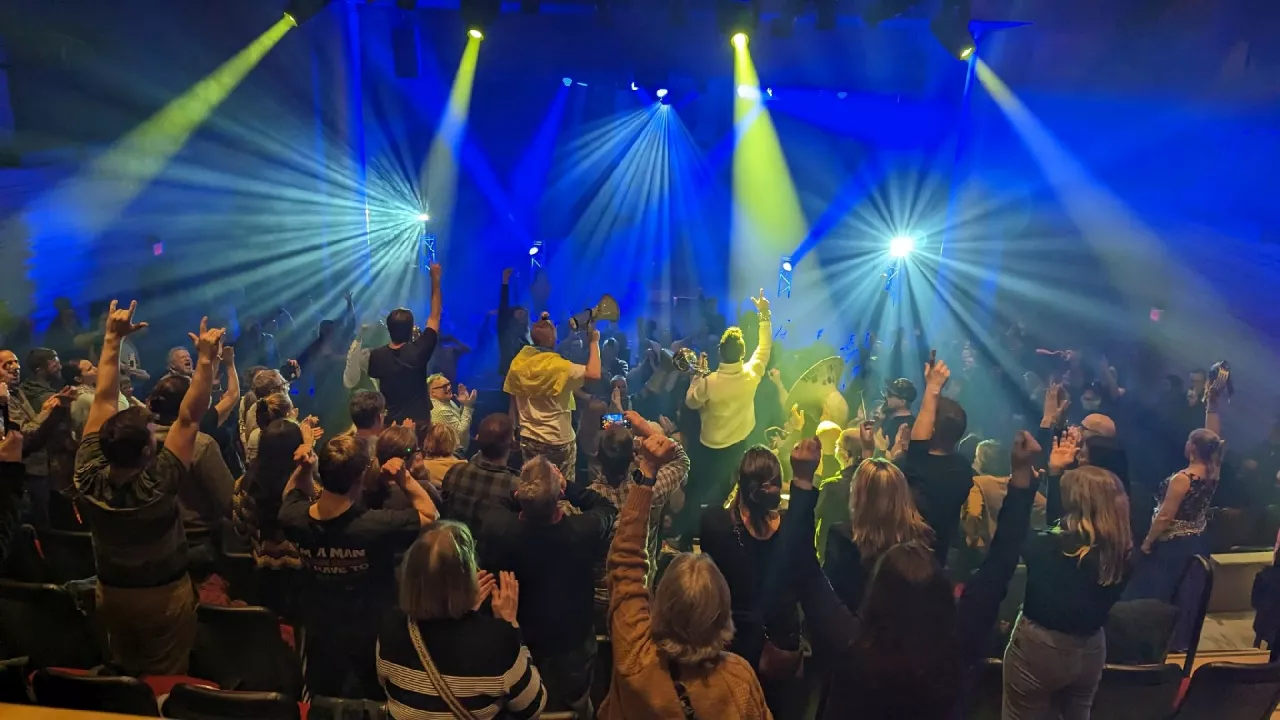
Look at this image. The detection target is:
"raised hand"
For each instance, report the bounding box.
[381,456,407,484]
[1042,380,1070,426]
[43,386,77,414]
[625,410,654,438]
[892,422,911,458]
[638,434,677,478]
[790,437,822,487]
[657,415,678,437]
[429,264,443,282]
[293,443,317,467]
[858,421,875,449]
[1012,430,1044,468]
[0,381,9,406]
[187,317,226,360]
[474,570,497,611]
[105,300,149,338]
[221,345,236,366]
[491,571,520,625]
[502,268,514,283]
[924,358,951,391]
[456,385,477,407]
[750,288,770,314]
[1049,428,1080,474]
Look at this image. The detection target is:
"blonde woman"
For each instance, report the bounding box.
[823,458,932,610]
[421,422,465,488]
[1003,465,1132,720]
[601,434,771,720]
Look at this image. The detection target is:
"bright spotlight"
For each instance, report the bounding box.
[655,88,669,98]
[736,85,759,100]
[468,28,485,40]
[630,82,638,91]
[731,32,749,49]
[781,260,793,273]
[416,213,430,222]
[283,0,333,27]
[889,235,916,258]
[959,45,975,60]
[562,77,572,87]
[528,245,540,256]
[766,87,773,97]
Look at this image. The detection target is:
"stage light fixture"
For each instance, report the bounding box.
[529,241,545,269]
[736,85,759,100]
[461,0,498,40]
[732,32,749,49]
[468,28,485,39]
[889,235,916,257]
[655,88,669,99]
[931,0,975,61]
[719,0,759,45]
[779,257,794,298]
[283,0,333,27]
[766,87,773,97]
[630,82,638,91]
[416,213,431,222]
[781,260,793,273]
[562,77,573,86]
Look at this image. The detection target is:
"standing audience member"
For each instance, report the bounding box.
[162,346,194,381]
[348,390,387,454]
[239,366,292,451]
[505,315,600,484]
[1003,465,1132,720]
[0,431,26,568]
[67,359,129,434]
[74,304,220,675]
[498,267,531,376]
[685,291,773,513]
[361,265,443,426]
[371,424,438,511]
[813,425,872,565]
[823,457,933,612]
[148,374,236,567]
[428,373,476,449]
[903,359,974,565]
[483,455,618,717]
[877,378,917,453]
[422,423,466,488]
[786,432,1040,718]
[698,446,802,712]
[246,392,300,465]
[0,349,73,529]
[377,523,546,720]
[42,299,83,360]
[442,414,519,542]
[279,434,438,699]
[600,432,772,720]
[199,346,244,481]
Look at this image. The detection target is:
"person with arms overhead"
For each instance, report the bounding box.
[361,264,443,427]
[685,290,772,514]
[74,302,221,675]
[504,314,600,484]
[903,358,974,565]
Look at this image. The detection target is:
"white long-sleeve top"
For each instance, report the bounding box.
[685,316,772,449]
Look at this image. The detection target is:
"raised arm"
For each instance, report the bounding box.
[498,268,513,334]
[212,346,241,427]
[164,317,224,468]
[583,325,602,382]
[343,337,368,389]
[425,263,443,333]
[85,300,149,436]
[911,359,950,442]
[384,457,438,526]
[745,290,773,378]
[606,481,661,677]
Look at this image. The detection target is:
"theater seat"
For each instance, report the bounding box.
[0,579,102,669]
[162,682,300,720]
[1106,600,1178,665]
[31,668,160,716]
[0,656,31,704]
[307,696,389,720]
[965,658,1004,720]
[38,529,97,584]
[189,604,302,697]
[1090,663,1183,720]
[0,525,46,583]
[1174,661,1280,720]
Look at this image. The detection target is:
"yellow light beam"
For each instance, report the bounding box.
[421,35,481,253]
[732,41,808,299]
[45,17,293,239]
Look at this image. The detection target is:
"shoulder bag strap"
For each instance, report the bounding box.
[407,618,480,720]
[670,663,699,720]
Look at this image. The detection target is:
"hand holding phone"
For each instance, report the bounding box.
[600,413,631,430]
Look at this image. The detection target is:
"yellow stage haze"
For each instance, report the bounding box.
[421,35,482,253]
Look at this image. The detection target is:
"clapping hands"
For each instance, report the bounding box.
[455,384,477,407]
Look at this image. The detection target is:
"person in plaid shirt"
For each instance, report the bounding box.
[441,413,518,552]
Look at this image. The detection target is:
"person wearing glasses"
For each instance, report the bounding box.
[427,373,475,451]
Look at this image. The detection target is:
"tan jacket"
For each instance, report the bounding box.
[599,485,772,720]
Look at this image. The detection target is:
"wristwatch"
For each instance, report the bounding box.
[636,472,657,488]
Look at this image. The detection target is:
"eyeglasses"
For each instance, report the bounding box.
[431,383,452,392]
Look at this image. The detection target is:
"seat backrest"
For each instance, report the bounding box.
[964,658,1004,720]
[32,668,160,717]
[0,579,102,669]
[0,656,31,704]
[189,604,302,697]
[1106,600,1179,665]
[162,682,300,720]
[1172,555,1214,671]
[38,529,98,584]
[1090,664,1183,720]
[307,696,390,720]
[1,525,47,583]
[1175,661,1280,720]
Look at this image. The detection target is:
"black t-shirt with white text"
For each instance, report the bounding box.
[278,489,419,621]
[368,327,439,424]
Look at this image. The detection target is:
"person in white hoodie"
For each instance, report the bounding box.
[685,290,772,515]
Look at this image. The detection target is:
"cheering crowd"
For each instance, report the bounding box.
[0,261,1251,720]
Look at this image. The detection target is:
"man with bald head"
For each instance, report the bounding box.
[1081,413,1117,439]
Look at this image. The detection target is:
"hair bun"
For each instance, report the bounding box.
[750,484,782,511]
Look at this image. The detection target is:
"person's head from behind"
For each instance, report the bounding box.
[1080,434,1126,477]
[426,373,452,403]
[475,413,514,462]
[251,369,286,402]
[349,390,386,433]
[255,392,295,431]
[243,365,268,391]
[734,446,782,534]
[423,422,459,459]
[973,439,1011,477]
[252,419,305,505]
[651,552,735,666]
[1186,428,1225,475]
[957,435,982,468]
[26,347,60,382]
[400,521,479,621]
[884,378,918,413]
[836,428,864,470]
[1162,373,1183,396]
[517,456,563,524]
[148,375,191,425]
[1060,466,1131,586]
[318,434,373,496]
[718,327,745,365]
[167,347,193,376]
[530,314,556,349]
[849,459,930,558]
[386,308,415,345]
[377,424,424,483]
[1081,413,1116,440]
[99,406,157,470]
[596,424,634,485]
[602,337,618,363]
[930,397,967,452]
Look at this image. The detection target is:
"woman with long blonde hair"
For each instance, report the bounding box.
[1002,465,1132,720]
[824,458,933,610]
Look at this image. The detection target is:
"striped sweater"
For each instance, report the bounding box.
[377,608,546,720]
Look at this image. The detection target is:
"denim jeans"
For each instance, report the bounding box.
[1002,614,1105,720]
